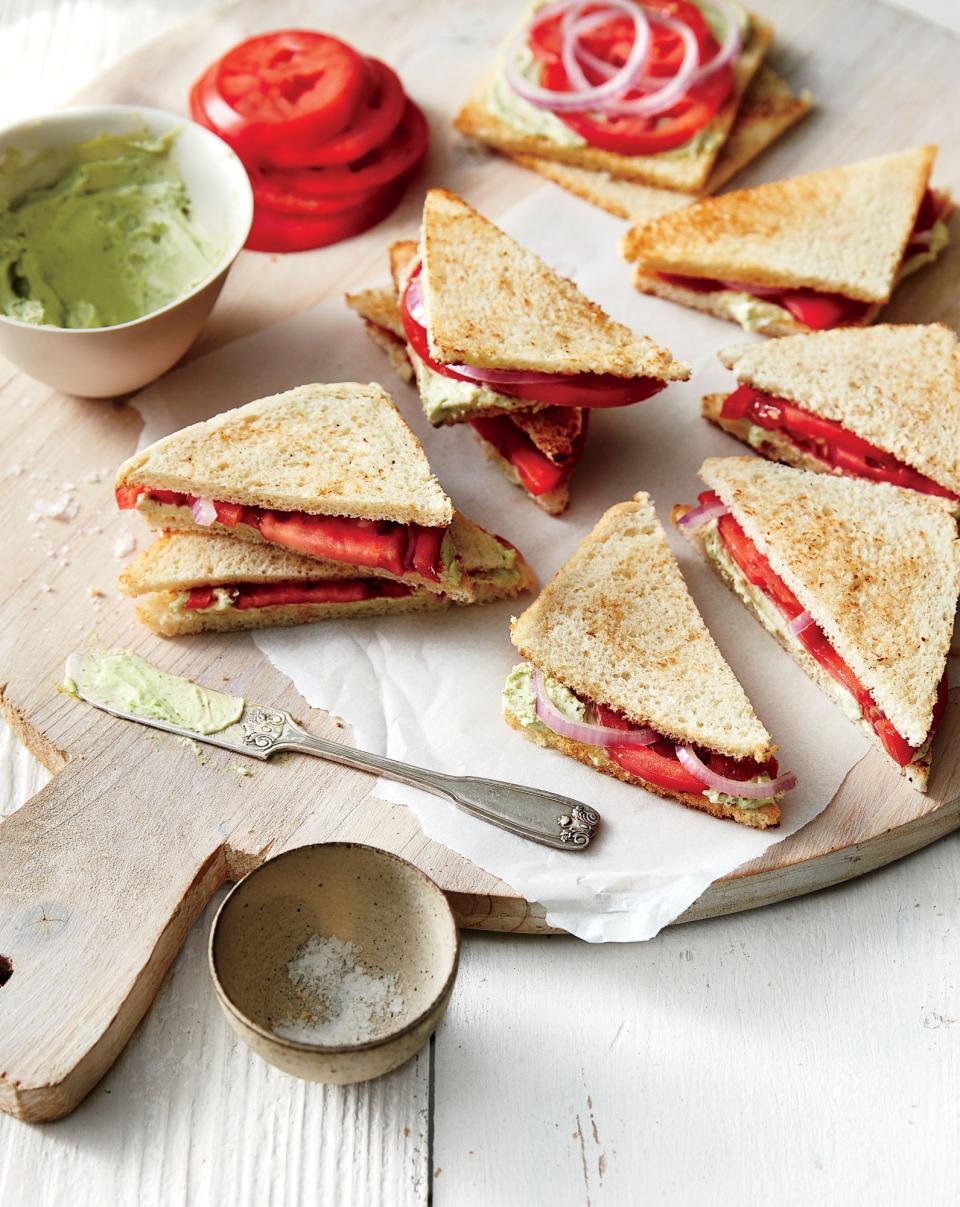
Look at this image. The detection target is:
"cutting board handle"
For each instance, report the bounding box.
[0,751,229,1122]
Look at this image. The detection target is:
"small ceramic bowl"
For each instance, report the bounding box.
[0,104,253,397]
[209,843,460,1084]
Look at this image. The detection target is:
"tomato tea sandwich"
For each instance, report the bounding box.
[508,65,812,224]
[115,382,528,601]
[349,242,590,515]
[703,324,960,505]
[454,1,773,194]
[675,458,960,791]
[503,491,795,828]
[350,188,689,514]
[622,146,951,334]
[119,518,534,636]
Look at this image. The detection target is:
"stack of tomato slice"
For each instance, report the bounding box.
[189,30,428,252]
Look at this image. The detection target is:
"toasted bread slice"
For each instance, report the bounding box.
[709,325,960,498]
[699,457,960,760]
[510,492,775,762]
[123,516,535,636]
[622,146,939,303]
[510,67,812,222]
[453,12,772,193]
[345,287,415,386]
[420,189,689,379]
[116,382,452,528]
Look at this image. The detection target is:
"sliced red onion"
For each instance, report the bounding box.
[908,229,934,248]
[405,275,427,326]
[508,0,742,121]
[788,609,816,637]
[191,497,217,526]
[533,668,659,748]
[506,0,651,113]
[719,280,785,297]
[676,745,797,799]
[447,362,574,386]
[677,498,728,531]
[589,15,698,118]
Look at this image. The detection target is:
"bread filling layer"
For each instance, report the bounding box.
[719,384,959,502]
[116,486,456,584]
[176,578,418,613]
[700,508,943,766]
[502,662,781,808]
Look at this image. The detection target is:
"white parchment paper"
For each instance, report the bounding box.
[133,185,869,941]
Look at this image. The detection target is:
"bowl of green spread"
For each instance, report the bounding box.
[0,105,253,397]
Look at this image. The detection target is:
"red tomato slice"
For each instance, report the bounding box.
[213,500,244,528]
[184,587,216,611]
[776,290,870,331]
[400,270,665,410]
[713,505,936,766]
[469,415,574,497]
[234,579,370,608]
[720,385,959,501]
[115,484,145,509]
[264,58,408,168]
[245,176,407,252]
[261,101,429,200]
[196,31,369,160]
[409,527,446,583]
[530,1,734,156]
[257,512,411,576]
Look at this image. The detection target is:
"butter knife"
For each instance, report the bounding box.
[71,692,601,851]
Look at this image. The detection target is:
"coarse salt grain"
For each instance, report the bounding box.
[271,934,405,1046]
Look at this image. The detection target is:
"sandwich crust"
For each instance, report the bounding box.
[420,189,689,380]
[716,324,960,497]
[115,382,454,528]
[622,146,937,303]
[452,15,772,193]
[700,456,960,749]
[510,491,775,761]
[509,67,812,222]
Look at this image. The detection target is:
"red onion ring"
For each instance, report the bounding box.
[677,498,729,531]
[676,746,797,799]
[447,362,575,386]
[788,609,816,637]
[533,668,659,748]
[507,0,742,121]
[506,0,651,113]
[406,274,427,325]
[719,280,785,297]
[191,497,217,526]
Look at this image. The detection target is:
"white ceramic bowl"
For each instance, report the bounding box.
[0,105,253,397]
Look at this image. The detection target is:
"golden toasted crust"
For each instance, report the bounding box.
[510,492,775,760]
[509,67,812,222]
[717,324,960,497]
[507,405,584,462]
[420,189,689,379]
[673,504,930,792]
[503,705,779,828]
[115,382,453,528]
[453,15,773,192]
[700,456,960,748]
[622,146,937,303]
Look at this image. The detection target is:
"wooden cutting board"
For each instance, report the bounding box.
[1,0,959,1123]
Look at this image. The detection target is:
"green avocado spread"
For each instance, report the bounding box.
[0,130,220,328]
[64,648,243,735]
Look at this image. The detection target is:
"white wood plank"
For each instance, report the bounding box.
[0,0,429,1200]
[434,837,960,1205]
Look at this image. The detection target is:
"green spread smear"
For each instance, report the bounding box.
[63,648,243,735]
[0,130,220,328]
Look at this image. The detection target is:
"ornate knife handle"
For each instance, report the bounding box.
[241,708,600,851]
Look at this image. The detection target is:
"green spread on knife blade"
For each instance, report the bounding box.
[0,130,220,328]
[63,648,243,735]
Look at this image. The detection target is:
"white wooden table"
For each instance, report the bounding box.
[2,3,959,1203]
